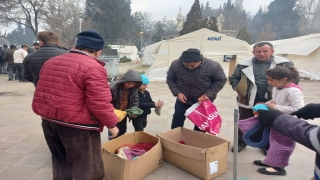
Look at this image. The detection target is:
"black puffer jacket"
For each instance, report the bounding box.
[23,44,68,87]
[166,57,227,105]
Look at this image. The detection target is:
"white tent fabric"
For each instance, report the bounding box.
[110,45,139,61]
[144,28,252,80]
[254,33,320,80]
[145,28,252,81]
[142,41,163,65]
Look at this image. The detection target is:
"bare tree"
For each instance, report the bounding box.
[43,0,91,49]
[256,23,276,42]
[0,0,47,38]
[298,0,320,34]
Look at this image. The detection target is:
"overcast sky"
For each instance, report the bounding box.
[131,0,273,20]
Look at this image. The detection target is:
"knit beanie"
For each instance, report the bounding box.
[140,74,150,85]
[76,30,105,50]
[179,48,202,62]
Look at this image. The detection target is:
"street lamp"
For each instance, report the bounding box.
[138,31,144,51]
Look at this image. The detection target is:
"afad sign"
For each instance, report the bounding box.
[207,36,222,41]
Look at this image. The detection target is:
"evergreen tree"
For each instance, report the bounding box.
[236,27,252,44]
[203,16,219,32]
[180,0,203,36]
[86,0,133,44]
[263,0,301,39]
[248,6,264,42]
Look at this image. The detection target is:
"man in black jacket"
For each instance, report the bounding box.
[166,48,227,131]
[23,31,68,87]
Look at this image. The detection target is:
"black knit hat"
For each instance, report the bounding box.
[180,48,202,62]
[76,30,105,50]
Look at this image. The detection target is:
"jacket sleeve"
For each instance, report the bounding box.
[229,64,242,90]
[131,89,140,108]
[204,63,227,100]
[166,62,180,96]
[84,67,118,129]
[23,57,33,83]
[273,115,319,152]
[274,89,304,114]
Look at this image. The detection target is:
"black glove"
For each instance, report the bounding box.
[291,103,320,120]
[257,109,283,128]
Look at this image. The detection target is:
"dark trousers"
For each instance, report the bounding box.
[42,120,104,180]
[171,99,204,132]
[238,106,255,144]
[14,63,24,81]
[132,115,148,131]
[117,117,128,137]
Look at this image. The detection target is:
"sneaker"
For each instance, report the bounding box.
[231,141,247,153]
[8,79,13,81]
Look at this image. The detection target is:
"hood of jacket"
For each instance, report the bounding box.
[110,70,142,89]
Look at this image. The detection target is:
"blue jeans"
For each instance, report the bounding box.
[0,61,8,73]
[7,64,16,80]
[171,99,203,132]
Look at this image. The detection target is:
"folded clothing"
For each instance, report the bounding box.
[126,107,144,116]
[124,149,146,160]
[242,118,270,149]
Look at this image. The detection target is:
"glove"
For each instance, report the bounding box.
[291,103,320,120]
[257,109,283,128]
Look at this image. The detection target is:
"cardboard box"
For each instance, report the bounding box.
[102,132,162,180]
[157,127,229,180]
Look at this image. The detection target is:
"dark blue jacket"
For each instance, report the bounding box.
[138,90,155,116]
[274,115,320,180]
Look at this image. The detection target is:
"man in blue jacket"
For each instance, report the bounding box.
[257,103,320,180]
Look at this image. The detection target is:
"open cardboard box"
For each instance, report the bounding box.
[157,127,229,180]
[102,132,162,180]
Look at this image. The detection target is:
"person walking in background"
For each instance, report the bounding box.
[3,44,17,81]
[24,31,68,87]
[32,30,119,179]
[13,44,28,82]
[27,41,40,54]
[166,48,227,132]
[229,42,297,153]
[252,66,304,175]
[109,70,142,137]
[258,103,320,180]
[132,74,164,132]
[0,46,8,74]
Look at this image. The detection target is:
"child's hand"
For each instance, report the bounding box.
[155,101,164,108]
[266,101,276,109]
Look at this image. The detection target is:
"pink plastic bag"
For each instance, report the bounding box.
[184,99,222,135]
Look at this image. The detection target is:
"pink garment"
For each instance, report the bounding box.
[284,82,302,91]
[131,142,154,152]
[262,128,296,167]
[124,149,146,160]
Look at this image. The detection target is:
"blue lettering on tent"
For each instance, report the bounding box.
[207,36,222,41]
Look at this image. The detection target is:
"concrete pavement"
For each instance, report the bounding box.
[0,67,319,179]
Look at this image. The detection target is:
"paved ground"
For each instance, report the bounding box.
[0,62,319,179]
